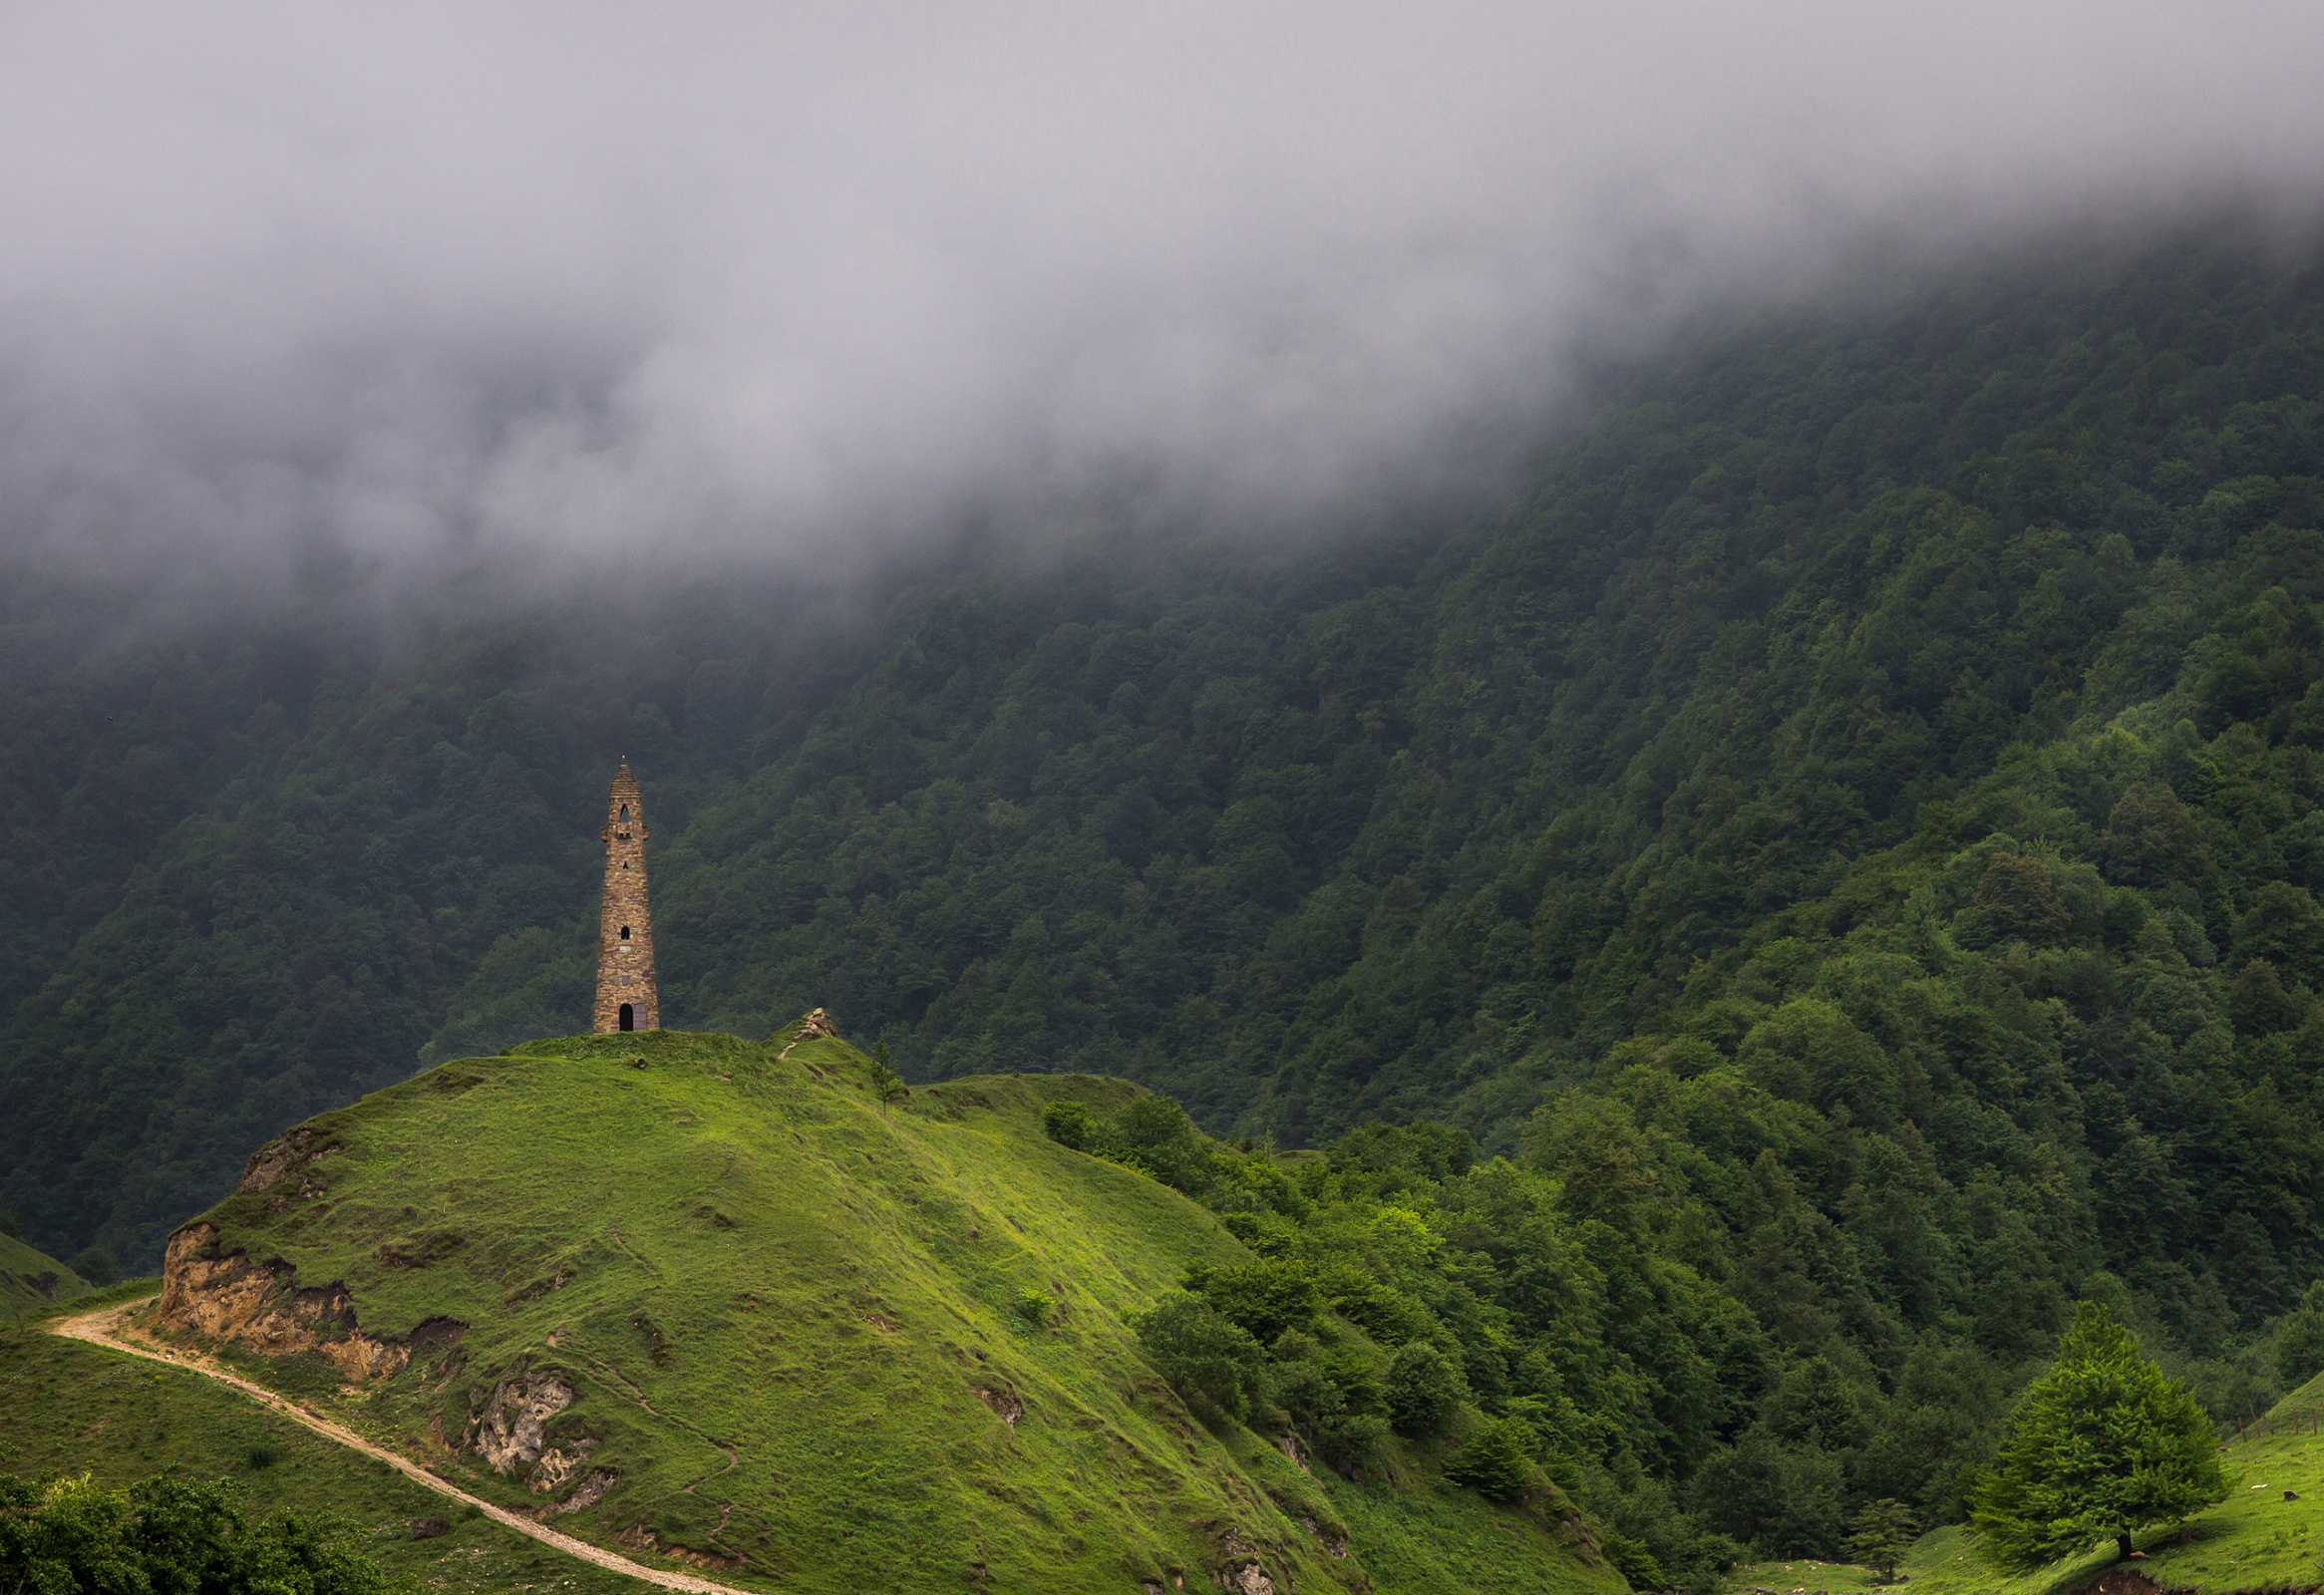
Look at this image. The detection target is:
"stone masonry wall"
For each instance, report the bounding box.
[592,763,660,1033]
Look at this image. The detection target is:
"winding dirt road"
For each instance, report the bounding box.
[48,1297,758,1595]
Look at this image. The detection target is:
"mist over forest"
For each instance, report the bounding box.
[11,8,2324,1584]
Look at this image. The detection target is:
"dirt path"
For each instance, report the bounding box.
[48,1298,758,1595]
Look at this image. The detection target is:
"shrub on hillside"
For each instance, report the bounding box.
[1264,1348,1389,1477]
[1132,1292,1265,1423]
[1444,1417,1542,1503]
[1384,1340,1469,1437]
[1182,1258,1322,1345]
[1602,1530,1667,1592]
[2276,1280,2324,1388]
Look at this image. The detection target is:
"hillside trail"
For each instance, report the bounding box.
[47,1297,757,1595]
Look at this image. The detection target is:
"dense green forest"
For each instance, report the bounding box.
[6,224,2324,1566]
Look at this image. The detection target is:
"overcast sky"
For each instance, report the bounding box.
[3,2,2321,590]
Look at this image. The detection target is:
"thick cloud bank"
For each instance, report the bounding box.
[2,2,2321,584]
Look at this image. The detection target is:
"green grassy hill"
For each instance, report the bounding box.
[137,1022,1620,1595]
[0,1231,87,1318]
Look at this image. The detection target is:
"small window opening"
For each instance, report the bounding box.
[619,1003,634,1032]
[620,925,631,940]
[620,803,630,820]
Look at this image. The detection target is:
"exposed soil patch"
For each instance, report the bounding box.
[157,1223,432,1383]
[972,1385,1024,1425]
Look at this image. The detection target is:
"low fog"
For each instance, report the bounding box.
[3,2,2322,595]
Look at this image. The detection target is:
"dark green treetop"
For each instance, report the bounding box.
[1972,1303,2229,1568]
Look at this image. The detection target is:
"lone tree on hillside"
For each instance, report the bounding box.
[1972,1302,2228,1569]
[1847,1498,1919,1581]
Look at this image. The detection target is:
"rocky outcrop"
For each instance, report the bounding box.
[236,1128,337,1196]
[467,1356,599,1495]
[550,1468,616,1515]
[616,1521,746,1572]
[157,1224,427,1382]
[1210,1529,1278,1595]
[777,1007,839,1058]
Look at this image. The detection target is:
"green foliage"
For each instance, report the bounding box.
[1445,1417,1542,1502]
[1972,1303,2230,1568]
[0,1471,402,1595]
[1846,1498,1919,1580]
[0,1232,89,1320]
[1602,1530,1668,1593]
[66,1247,121,1287]
[1384,1340,1469,1437]
[1042,1099,1092,1150]
[1690,1425,1846,1558]
[2277,1281,2324,1388]
[1133,1291,1266,1423]
[1264,1337,1390,1475]
[1011,1287,1055,1329]
[1184,1258,1323,1345]
[16,231,2324,1305]
[867,1040,906,1110]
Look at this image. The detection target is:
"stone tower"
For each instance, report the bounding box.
[593,763,659,1033]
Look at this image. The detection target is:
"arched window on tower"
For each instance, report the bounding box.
[620,925,631,940]
[620,803,630,820]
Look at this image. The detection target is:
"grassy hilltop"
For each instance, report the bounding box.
[134,1022,1618,1595]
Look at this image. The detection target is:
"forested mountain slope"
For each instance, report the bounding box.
[4,226,2323,1389]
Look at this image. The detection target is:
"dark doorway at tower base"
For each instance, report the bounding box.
[620,1004,634,1032]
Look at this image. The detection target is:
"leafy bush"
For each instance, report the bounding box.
[1384,1340,1469,1437]
[1181,1258,1321,1345]
[1265,1352,1389,1477]
[0,1471,398,1594]
[1602,1530,1667,1592]
[1444,1418,1540,1502]
[1132,1292,1266,1423]
[1041,1100,1092,1151]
